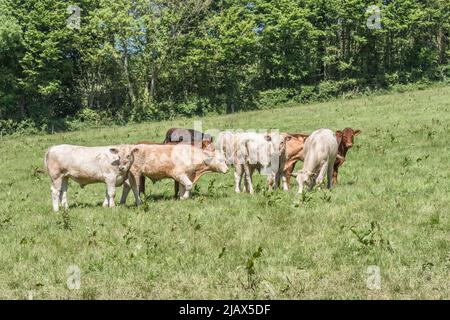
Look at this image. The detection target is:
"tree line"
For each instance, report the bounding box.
[0,0,449,133]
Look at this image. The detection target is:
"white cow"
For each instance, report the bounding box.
[45,144,138,211]
[216,131,236,165]
[296,129,338,194]
[217,131,290,194]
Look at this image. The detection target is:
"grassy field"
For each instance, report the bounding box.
[0,86,449,299]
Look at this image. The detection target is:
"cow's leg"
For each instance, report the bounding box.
[181,188,190,200]
[309,174,317,191]
[316,160,328,186]
[244,165,254,194]
[296,171,311,195]
[177,174,193,200]
[275,169,282,190]
[174,181,180,199]
[139,175,146,196]
[119,180,130,205]
[50,176,63,212]
[178,184,185,200]
[60,177,69,210]
[267,173,275,191]
[103,189,110,208]
[234,165,243,193]
[128,174,142,206]
[180,184,190,200]
[284,162,296,190]
[332,166,339,186]
[327,161,335,189]
[105,180,116,208]
[273,169,283,191]
[281,173,288,191]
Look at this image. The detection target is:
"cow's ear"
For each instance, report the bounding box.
[285,135,292,142]
[201,140,209,149]
[353,129,361,136]
[335,130,343,137]
[264,135,272,142]
[132,147,139,154]
[109,148,119,154]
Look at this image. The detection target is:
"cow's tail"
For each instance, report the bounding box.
[40,148,50,174]
[44,150,49,168]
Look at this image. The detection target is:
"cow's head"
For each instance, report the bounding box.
[286,133,308,158]
[265,132,292,157]
[110,146,139,173]
[203,133,213,142]
[203,149,229,174]
[336,128,361,149]
[201,139,215,151]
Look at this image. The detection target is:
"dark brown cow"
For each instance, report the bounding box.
[333,128,361,185]
[164,128,213,144]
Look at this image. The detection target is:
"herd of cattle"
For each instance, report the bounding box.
[44,127,360,212]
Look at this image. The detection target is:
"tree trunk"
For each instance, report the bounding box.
[150,71,157,99]
[122,46,136,105]
[19,96,26,119]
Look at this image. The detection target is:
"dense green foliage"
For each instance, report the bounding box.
[1,0,449,132]
[1,86,449,299]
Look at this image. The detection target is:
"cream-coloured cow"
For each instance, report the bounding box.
[45,144,138,211]
[296,129,338,194]
[217,131,291,194]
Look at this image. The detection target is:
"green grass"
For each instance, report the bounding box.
[1,86,449,299]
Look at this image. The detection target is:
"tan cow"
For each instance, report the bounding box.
[136,139,215,197]
[120,144,228,204]
[296,129,338,194]
[45,144,138,211]
[281,133,309,190]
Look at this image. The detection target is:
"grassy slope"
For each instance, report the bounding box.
[0,86,449,299]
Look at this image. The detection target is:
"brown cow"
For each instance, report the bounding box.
[333,128,361,185]
[282,133,309,190]
[137,138,215,197]
[164,128,213,144]
[120,144,228,204]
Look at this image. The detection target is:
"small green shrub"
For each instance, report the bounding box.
[257,88,295,109]
[293,85,317,103]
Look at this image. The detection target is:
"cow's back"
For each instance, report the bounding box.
[45,144,125,185]
[47,145,111,169]
[304,129,337,163]
[132,144,205,178]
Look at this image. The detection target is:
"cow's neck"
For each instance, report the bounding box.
[193,166,211,184]
[338,143,349,159]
